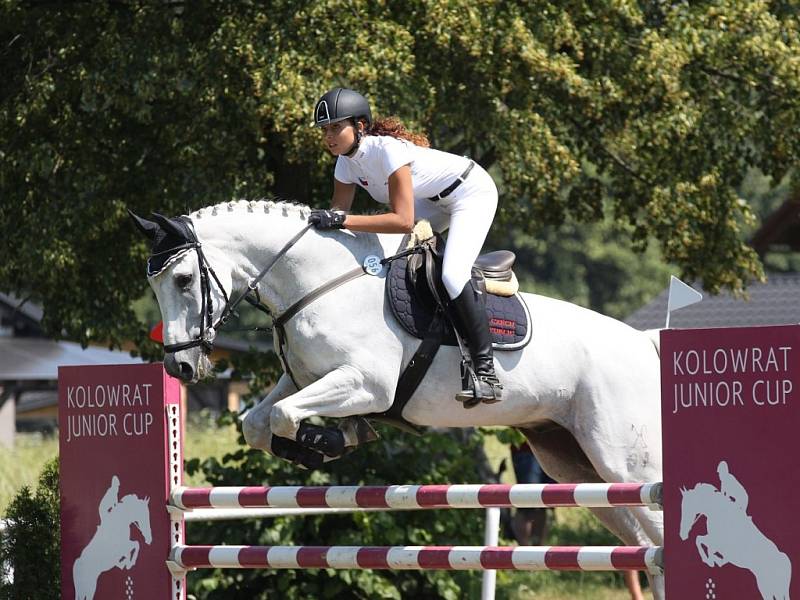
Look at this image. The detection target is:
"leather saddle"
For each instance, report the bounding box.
[386,233,532,350]
[366,230,532,432]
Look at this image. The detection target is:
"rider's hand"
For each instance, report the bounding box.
[308,209,347,230]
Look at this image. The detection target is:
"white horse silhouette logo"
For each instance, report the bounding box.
[680,461,792,600]
[72,475,152,600]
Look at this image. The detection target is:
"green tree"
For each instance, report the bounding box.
[1,1,798,347]
[0,459,60,600]
[489,218,673,320]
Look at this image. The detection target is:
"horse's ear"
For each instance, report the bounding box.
[128,209,160,242]
[151,212,188,240]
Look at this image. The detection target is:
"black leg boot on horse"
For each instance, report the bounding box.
[451,281,503,407]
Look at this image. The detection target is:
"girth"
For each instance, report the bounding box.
[368,234,532,431]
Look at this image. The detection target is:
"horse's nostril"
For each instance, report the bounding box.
[178,362,194,379]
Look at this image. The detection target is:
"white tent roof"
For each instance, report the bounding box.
[0,338,145,381]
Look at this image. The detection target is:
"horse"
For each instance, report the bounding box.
[130,199,665,598]
[73,488,152,600]
[680,482,791,600]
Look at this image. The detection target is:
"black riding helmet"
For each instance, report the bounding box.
[313,87,372,129]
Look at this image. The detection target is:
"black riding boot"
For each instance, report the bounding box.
[451,282,503,406]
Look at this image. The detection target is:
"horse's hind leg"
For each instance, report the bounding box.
[519,425,665,600]
[518,423,603,484]
[518,424,663,543]
[589,507,665,600]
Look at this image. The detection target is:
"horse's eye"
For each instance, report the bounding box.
[175,274,193,290]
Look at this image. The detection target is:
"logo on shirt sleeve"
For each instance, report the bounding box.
[358,177,369,187]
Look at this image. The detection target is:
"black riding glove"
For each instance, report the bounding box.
[308,209,347,230]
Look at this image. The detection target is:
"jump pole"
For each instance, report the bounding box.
[169,482,663,511]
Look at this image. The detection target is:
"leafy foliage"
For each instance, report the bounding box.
[0,458,60,600]
[2,2,799,348]
[488,216,673,319]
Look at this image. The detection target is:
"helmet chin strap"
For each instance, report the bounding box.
[343,120,364,157]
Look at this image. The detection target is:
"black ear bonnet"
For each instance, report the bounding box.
[128,210,197,276]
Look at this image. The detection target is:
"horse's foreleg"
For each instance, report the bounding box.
[270,364,389,442]
[241,373,298,452]
[695,535,717,567]
[121,541,140,569]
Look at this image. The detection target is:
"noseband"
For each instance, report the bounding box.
[157,221,313,354]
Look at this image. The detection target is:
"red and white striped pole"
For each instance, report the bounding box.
[171,482,663,512]
[168,545,664,575]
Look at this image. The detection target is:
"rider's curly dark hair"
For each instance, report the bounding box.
[366,116,430,147]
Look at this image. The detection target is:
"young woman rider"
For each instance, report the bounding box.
[308,87,502,405]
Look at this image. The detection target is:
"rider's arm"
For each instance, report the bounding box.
[331,178,356,212]
[343,164,415,234]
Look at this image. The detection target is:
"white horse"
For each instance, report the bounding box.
[680,483,791,600]
[131,200,664,597]
[73,481,152,600]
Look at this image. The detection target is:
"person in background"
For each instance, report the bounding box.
[510,442,645,600]
[510,441,554,546]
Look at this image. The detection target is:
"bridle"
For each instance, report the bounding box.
[155,217,421,387]
[155,220,313,354]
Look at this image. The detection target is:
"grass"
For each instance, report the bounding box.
[0,432,58,515]
[0,414,237,514]
[1,420,653,599]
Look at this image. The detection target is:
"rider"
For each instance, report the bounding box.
[717,460,749,512]
[309,87,502,404]
[98,475,120,518]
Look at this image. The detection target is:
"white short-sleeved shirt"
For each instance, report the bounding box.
[334,135,471,205]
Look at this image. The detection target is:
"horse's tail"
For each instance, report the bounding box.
[644,329,661,358]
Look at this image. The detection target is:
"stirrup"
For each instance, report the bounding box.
[455,364,503,408]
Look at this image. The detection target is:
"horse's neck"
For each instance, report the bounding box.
[192,203,394,314]
[693,484,722,511]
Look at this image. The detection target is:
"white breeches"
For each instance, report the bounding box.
[413,163,498,299]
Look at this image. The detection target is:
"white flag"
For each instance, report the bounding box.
[665,276,703,327]
[667,276,703,312]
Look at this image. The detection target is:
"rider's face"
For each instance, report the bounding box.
[321,120,358,156]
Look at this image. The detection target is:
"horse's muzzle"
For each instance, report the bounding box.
[163,353,195,382]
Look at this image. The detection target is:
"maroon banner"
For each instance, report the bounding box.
[59,364,181,600]
[662,325,799,599]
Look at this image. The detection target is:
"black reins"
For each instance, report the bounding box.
[158,218,425,391]
[269,243,424,387]
[159,222,313,354]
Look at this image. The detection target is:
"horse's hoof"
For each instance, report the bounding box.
[298,450,324,469]
[339,416,380,445]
